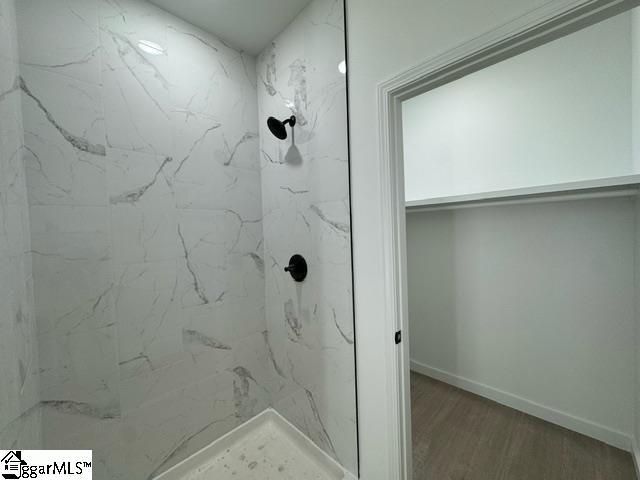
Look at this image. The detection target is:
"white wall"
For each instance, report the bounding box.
[400,6,638,452]
[635,196,640,460]
[406,198,635,444]
[0,0,40,449]
[346,0,560,478]
[402,12,633,202]
[633,10,640,172]
[630,9,640,465]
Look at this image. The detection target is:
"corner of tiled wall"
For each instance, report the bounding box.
[0,0,41,450]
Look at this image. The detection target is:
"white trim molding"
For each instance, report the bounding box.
[632,436,640,480]
[410,360,633,452]
[376,1,640,478]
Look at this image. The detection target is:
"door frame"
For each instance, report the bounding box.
[376,1,639,478]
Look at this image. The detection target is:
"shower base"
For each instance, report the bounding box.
[154,409,353,480]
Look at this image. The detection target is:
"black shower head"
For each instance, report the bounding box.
[267,115,296,140]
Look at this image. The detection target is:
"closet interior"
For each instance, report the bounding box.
[404,7,640,479]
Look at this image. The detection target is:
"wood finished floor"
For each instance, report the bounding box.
[411,372,636,480]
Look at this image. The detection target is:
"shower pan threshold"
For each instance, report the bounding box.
[154,408,355,480]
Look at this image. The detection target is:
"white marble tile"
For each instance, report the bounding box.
[167,18,261,222]
[17,0,101,84]
[180,294,264,357]
[100,2,266,474]
[0,256,26,429]
[0,251,39,413]
[171,111,262,216]
[112,371,240,479]
[40,403,121,452]
[100,0,172,155]
[29,204,111,260]
[28,203,115,423]
[107,147,175,206]
[0,202,24,261]
[21,66,107,207]
[257,0,357,473]
[0,84,29,208]
[107,145,179,265]
[110,204,179,264]
[167,21,258,139]
[176,208,262,304]
[0,404,42,450]
[10,0,356,476]
[272,384,357,472]
[37,324,120,414]
[0,0,40,449]
[0,0,19,64]
[113,260,182,380]
[229,333,275,419]
[118,346,233,413]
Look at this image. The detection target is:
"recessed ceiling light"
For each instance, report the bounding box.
[137,40,165,56]
[338,60,347,75]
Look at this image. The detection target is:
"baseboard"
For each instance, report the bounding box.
[632,436,640,480]
[410,359,632,452]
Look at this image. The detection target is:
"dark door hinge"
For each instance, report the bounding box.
[395,330,402,345]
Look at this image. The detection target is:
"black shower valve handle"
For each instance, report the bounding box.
[284,254,307,282]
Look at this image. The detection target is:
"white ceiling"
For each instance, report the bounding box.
[149,0,314,55]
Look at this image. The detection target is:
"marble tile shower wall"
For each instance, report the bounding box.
[16,0,270,477]
[257,0,358,474]
[0,0,41,450]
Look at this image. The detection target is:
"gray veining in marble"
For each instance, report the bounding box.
[257,0,357,472]
[232,366,265,422]
[19,76,106,156]
[287,59,308,126]
[178,224,211,306]
[183,329,232,351]
[263,330,287,378]
[310,204,350,233]
[110,155,173,204]
[9,0,357,477]
[14,0,267,477]
[262,43,277,96]
[40,400,120,420]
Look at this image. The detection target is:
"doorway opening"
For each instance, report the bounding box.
[378,1,640,478]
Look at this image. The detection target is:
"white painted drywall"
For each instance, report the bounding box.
[634,11,640,175]
[635,195,640,461]
[402,12,633,202]
[631,12,640,469]
[346,0,566,478]
[401,9,638,448]
[148,0,313,54]
[406,198,636,441]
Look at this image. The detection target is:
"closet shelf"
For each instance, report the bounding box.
[406,175,640,213]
